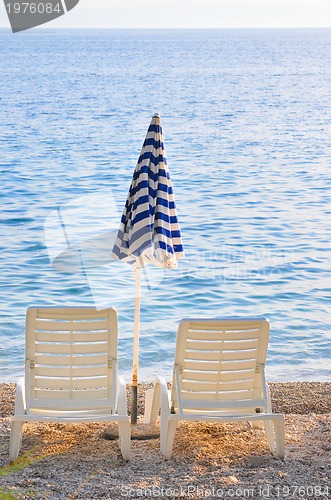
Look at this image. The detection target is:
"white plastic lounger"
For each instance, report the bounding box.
[145,318,285,460]
[9,307,130,461]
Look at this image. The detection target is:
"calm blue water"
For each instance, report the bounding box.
[1,28,330,383]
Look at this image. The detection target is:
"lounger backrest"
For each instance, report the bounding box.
[25,307,118,412]
[171,318,270,413]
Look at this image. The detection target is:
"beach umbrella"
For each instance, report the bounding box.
[112,113,184,423]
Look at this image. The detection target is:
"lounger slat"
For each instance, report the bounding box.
[221,359,258,370]
[186,341,257,359]
[221,350,258,361]
[222,380,255,391]
[198,379,254,392]
[185,349,257,361]
[35,320,108,331]
[223,339,259,350]
[187,330,260,341]
[186,340,223,351]
[184,353,256,376]
[217,369,256,381]
[181,389,256,402]
[184,351,221,361]
[182,370,220,382]
[183,360,216,370]
[32,389,110,402]
[183,363,255,382]
[36,308,109,320]
[188,321,261,332]
[183,372,254,391]
[69,321,109,331]
[181,381,219,391]
[35,343,108,355]
[35,331,108,342]
[179,397,264,410]
[35,354,108,366]
[35,365,107,378]
[183,360,255,380]
[34,376,108,390]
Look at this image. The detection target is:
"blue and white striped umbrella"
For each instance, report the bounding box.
[112,113,184,269]
[112,113,184,422]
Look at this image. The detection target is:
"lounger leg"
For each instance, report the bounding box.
[264,419,275,453]
[9,421,24,462]
[144,389,154,424]
[118,421,131,461]
[163,419,177,460]
[273,416,285,459]
[144,388,160,425]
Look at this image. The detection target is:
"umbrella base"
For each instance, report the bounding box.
[102,423,159,441]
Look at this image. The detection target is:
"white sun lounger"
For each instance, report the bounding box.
[9,307,130,461]
[145,318,285,459]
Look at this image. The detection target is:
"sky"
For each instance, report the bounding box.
[1,0,331,29]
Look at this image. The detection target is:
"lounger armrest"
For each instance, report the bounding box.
[117,376,128,416]
[14,378,25,416]
[144,376,170,425]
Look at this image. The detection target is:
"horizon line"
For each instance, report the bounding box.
[1,26,331,30]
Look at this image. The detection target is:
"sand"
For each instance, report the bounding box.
[0,382,330,499]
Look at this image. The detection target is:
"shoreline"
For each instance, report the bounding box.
[0,382,330,499]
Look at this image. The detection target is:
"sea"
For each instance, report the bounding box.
[0,28,330,383]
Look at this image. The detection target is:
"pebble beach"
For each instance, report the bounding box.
[0,382,330,499]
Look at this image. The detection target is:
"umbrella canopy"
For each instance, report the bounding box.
[112,113,184,422]
[112,113,184,268]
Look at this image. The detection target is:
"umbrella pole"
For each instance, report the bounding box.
[131,265,141,424]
